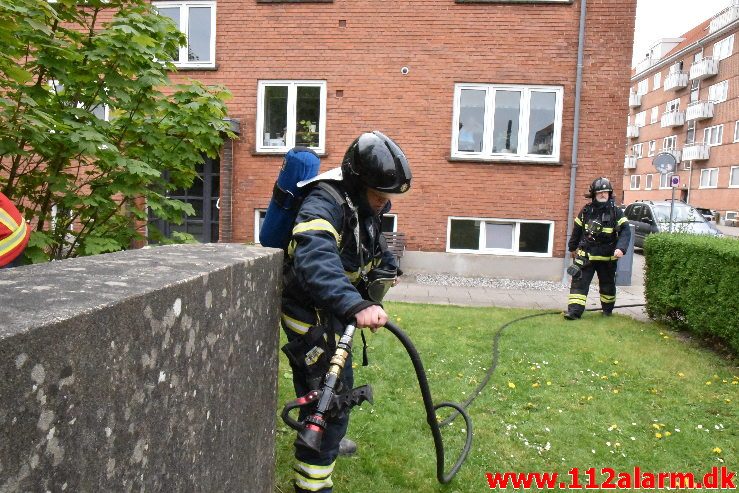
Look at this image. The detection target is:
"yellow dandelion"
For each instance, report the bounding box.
[665,431,672,437]
[613,360,619,365]
[601,375,609,380]
[652,423,662,430]
[508,382,516,389]
[725,399,732,404]
[532,382,540,388]
[546,381,552,386]
[713,447,722,454]
[587,395,594,401]
[655,433,662,439]
[706,381,712,386]
[678,372,685,378]
[612,389,619,394]
[614,442,621,447]
[663,335,669,339]
[611,372,619,377]
[457,373,464,378]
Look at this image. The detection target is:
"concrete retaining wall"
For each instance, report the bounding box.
[0,244,282,493]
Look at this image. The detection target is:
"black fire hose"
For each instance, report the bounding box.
[383,320,473,484]
[438,303,647,427]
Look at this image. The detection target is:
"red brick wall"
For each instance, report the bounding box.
[169,0,636,256]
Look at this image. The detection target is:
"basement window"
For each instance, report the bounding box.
[447,217,553,256]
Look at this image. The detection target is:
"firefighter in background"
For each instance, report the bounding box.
[564,177,630,320]
[281,131,411,493]
[0,191,30,268]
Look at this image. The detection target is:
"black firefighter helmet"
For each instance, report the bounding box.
[587,177,613,199]
[341,131,412,194]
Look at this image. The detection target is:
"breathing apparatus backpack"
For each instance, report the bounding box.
[259,147,322,250]
[260,146,355,254]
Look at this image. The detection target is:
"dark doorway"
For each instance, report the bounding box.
[150,155,220,243]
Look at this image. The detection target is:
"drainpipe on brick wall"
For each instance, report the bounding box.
[562,0,588,284]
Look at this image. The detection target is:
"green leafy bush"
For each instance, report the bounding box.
[644,233,739,353]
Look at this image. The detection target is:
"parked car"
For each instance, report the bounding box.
[692,206,717,222]
[624,200,724,248]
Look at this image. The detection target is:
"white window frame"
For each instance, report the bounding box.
[446,217,554,257]
[665,98,680,112]
[653,72,662,91]
[648,140,656,157]
[256,80,327,154]
[153,1,216,69]
[663,135,677,150]
[713,34,734,61]
[704,124,724,147]
[735,121,739,142]
[637,79,649,95]
[632,143,643,158]
[645,173,653,190]
[634,111,646,128]
[659,172,674,189]
[729,166,739,188]
[699,168,719,188]
[630,175,641,190]
[381,213,398,233]
[650,106,659,124]
[254,209,267,243]
[708,80,729,103]
[451,83,564,163]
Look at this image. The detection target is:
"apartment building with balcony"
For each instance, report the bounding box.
[625,1,739,224]
[152,0,636,280]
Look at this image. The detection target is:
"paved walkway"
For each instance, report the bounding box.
[386,253,649,321]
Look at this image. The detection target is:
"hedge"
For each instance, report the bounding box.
[644,233,739,354]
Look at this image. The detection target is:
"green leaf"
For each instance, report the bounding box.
[3,65,33,84]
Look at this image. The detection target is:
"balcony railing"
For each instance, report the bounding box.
[682,142,711,161]
[661,148,682,163]
[624,155,637,169]
[664,71,689,91]
[626,124,640,138]
[709,5,739,34]
[689,57,719,80]
[685,100,715,121]
[660,110,686,128]
[629,92,642,108]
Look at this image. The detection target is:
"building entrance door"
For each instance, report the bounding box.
[150,156,220,243]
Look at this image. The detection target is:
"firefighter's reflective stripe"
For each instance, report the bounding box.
[568,293,587,306]
[281,313,311,335]
[588,254,617,261]
[574,216,583,227]
[601,227,615,234]
[294,460,334,491]
[293,219,340,243]
[600,293,616,303]
[344,258,381,284]
[617,216,628,226]
[0,215,27,258]
[0,208,19,230]
[288,219,342,258]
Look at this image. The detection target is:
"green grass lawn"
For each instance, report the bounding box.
[274,303,738,492]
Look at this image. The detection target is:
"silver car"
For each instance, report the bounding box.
[624,200,724,248]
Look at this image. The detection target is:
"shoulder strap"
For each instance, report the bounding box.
[315,181,357,252]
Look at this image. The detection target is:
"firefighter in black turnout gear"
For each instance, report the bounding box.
[281,131,412,493]
[564,177,630,320]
